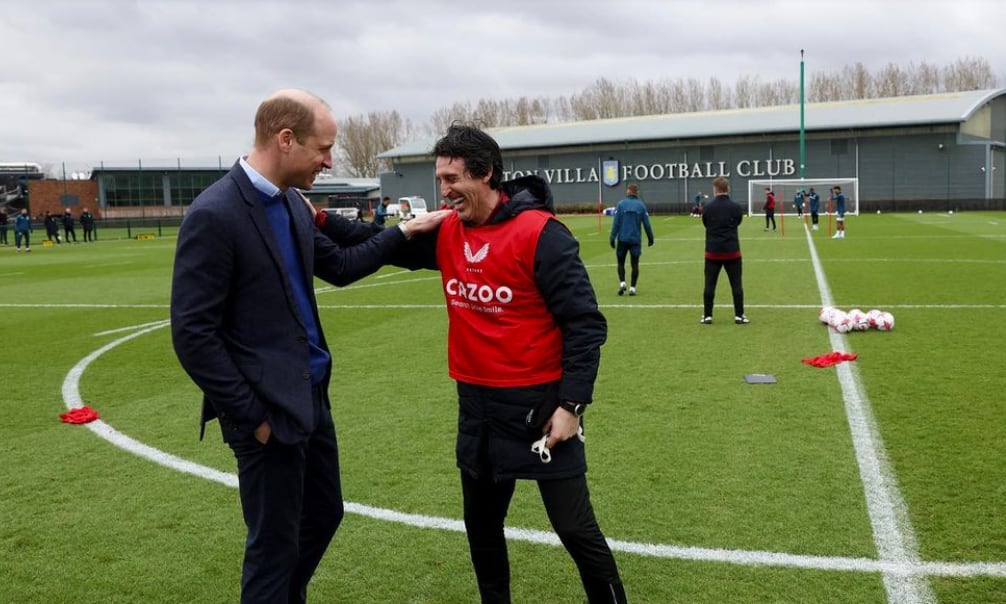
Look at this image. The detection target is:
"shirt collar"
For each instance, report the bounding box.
[239,157,283,198]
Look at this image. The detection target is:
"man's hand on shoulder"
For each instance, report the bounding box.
[397,209,451,239]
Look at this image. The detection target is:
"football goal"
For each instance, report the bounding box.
[747,178,859,217]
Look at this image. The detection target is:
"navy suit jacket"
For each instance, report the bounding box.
[170,163,406,444]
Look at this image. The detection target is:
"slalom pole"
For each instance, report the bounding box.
[780,194,785,237]
[828,198,834,236]
[596,156,603,233]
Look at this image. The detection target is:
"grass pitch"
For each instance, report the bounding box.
[1,210,1004,603]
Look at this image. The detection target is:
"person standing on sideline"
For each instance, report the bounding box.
[691,191,706,217]
[701,177,748,325]
[170,89,447,604]
[0,208,9,245]
[609,182,654,296]
[323,123,627,603]
[80,208,96,242]
[374,196,390,227]
[831,185,847,238]
[794,189,805,218]
[44,211,61,244]
[763,187,776,231]
[62,208,77,243]
[807,187,821,231]
[14,208,31,251]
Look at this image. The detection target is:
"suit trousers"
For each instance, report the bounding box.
[227,384,344,604]
[461,471,624,603]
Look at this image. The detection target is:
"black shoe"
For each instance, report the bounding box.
[617,283,626,296]
[700,316,712,324]
[735,315,750,324]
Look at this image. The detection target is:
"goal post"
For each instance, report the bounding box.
[747,178,859,217]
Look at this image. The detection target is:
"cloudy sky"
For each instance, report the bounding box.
[2,0,1003,173]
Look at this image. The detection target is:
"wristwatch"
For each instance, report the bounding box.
[559,401,586,417]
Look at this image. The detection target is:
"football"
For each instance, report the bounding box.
[830,311,853,333]
[866,309,884,327]
[875,311,895,331]
[848,308,870,331]
[819,306,837,324]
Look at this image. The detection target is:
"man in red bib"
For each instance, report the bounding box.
[324,124,626,603]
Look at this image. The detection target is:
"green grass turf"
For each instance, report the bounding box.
[1,210,1004,603]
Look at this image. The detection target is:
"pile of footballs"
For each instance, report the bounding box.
[819,306,894,333]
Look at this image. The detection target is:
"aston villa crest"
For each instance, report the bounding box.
[602,160,620,187]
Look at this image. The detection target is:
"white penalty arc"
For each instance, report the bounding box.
[62,322,1006,580]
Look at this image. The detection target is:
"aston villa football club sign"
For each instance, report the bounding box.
[602,160,620,187]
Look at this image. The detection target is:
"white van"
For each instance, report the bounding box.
[396,196,428,220]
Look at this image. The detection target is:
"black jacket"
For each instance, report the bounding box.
[702,194,744,256]
[330,176,606,480]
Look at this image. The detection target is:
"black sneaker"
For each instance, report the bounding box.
[735,315,750,324]
[700,316,712,324]
[617,283,626,296]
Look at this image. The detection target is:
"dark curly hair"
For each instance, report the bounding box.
[431,122,504,190]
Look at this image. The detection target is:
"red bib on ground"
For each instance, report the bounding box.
[60,406,100,424]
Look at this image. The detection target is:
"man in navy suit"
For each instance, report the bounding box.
[170,89,446,604]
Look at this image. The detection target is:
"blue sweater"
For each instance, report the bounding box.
[259,190,330,384]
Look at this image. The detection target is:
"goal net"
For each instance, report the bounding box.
[747,178,859,217]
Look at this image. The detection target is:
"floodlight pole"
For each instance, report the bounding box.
[799,50,806,180]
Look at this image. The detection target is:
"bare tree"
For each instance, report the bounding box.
[733,75,757,108]
[416,56,999,141]
[428,101,475,135]
[337,110,410,177]
[914,60,941,94]
[682,78,705,112]
[943,56,997,91]
[874,62,911,98]
[841,62,874,99]
[510,96,553,125]
[568,78,625,120]
[706,77,731,110]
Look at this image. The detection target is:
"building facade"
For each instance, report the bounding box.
[378,89,1006,213]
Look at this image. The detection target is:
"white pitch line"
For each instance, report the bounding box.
[93,319,171,337]
[60,320,1006,581]
[804,225,936,604]
[6,301,1005,312]
[0,303,168,309]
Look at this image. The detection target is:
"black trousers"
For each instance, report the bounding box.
[0,226,7,244]
[462,471,625,603]
[227,385,343,604]
[615,242,641,286]
[83,227,95,242]
[764,209,776,230]
[64,226,77,242]
[703,257,744,317]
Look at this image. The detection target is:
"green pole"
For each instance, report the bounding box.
[799,49,806,180]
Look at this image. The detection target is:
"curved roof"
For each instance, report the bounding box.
[380,88,1006,158]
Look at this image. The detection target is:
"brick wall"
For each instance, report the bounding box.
[26,180,100,218]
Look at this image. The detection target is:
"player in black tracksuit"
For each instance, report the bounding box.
[701,177,748,324]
